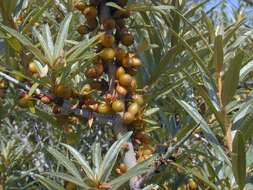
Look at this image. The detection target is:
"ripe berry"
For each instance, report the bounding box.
[28,61,38,73]
[99,48,115,60]
[85,63,104,78]
[122,57,132,68]
[87,18,98,30]
[189,180,197,189]
[116,85,127,96]
[120,163,127,173]
[77,25,89,34]
[121,33,134,46]
[100,33,115,47]
[128,102,139,115]
[41,96,51,104]
[133,94,144,105]
[34,22,40,28]
[98,102,111,114]
[83,6,98,19]
[128,78,137,92]
[123,111,135,124]
[55,85,72,99]
[119,74,132,87]
[0,80,8,89]
[18,94,30,108]
[75,1,86,11]
[103,18,116,30]
[112,100,125,112]
[132,57,142,67]
[116,66,126,79]
[115,48,127,61]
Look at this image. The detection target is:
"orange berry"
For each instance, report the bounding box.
[133,94,144,105]
[99,48,115,60]
[189,180,197,189]
[120,163,127,173]
[87,18,98,30]
[55,85,72,99]
[128,78,137,92]
[115,48,127,61]
[103,18,116,30]
[121,33,134,46]
[18,94,30,108]
[28,61,38,73]
[132,57,142,67]
[116,85,127,96]
[128,102,139,115]
[116,66,126,79]
[100,33,115,47]
[0,80,8,89]
[83,6,98,19]
[15,74,25,82]
[122,57,132,68]
[77,25,89,34]
[98,102,111,114]
[41,96,51,104]
[123,111,135,124]
[75,1,86,11]
[112,100,125,112]
[119,74,132,87]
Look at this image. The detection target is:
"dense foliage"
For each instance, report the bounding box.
[1,0,253,190]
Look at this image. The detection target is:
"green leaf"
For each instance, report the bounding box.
[106,2,125,11]
[109,155,158,190]
[66,32,103,62]
[144,108,160,117]
[213,35,223,73]
[0,23,49,65]
[232,131,246,190]
[222,50,244,106]
[22,0,54,34]
[28,82,40,97]
[239,111,253,140]
[61,143,95,181]
[33,28,53,64]
[7,37,22,52]
[42,24,54,55]
[47,147,82,180]
[98,132,132,182]
[44,172,91,189]
[92,142,102,176]
[201,10,215,43]
[174,98,231,165]
[2,0,19,17]
[240,60,253,81]
[53,13,72,59]
[35,174,65,190]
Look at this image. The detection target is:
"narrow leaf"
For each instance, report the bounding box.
[47,147,82,180]
[61,143,95,181]
[98,132,132,182]
[35,174,65,190]
[22,0,54,33]
[44,172,91,189]
[213,35,223,73]
[53,13,72,59]
[232,131,246,190]
[222,50,244,106]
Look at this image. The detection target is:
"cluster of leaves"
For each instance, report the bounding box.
[1,0,253,190]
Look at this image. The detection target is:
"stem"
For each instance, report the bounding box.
[217,72,232,152]
[1,168,6,190]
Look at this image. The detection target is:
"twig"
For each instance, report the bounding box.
[0,71,113,125]
[136,126,198,188]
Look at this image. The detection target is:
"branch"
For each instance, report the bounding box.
[0,71,113,125]
[135,126,198,188]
